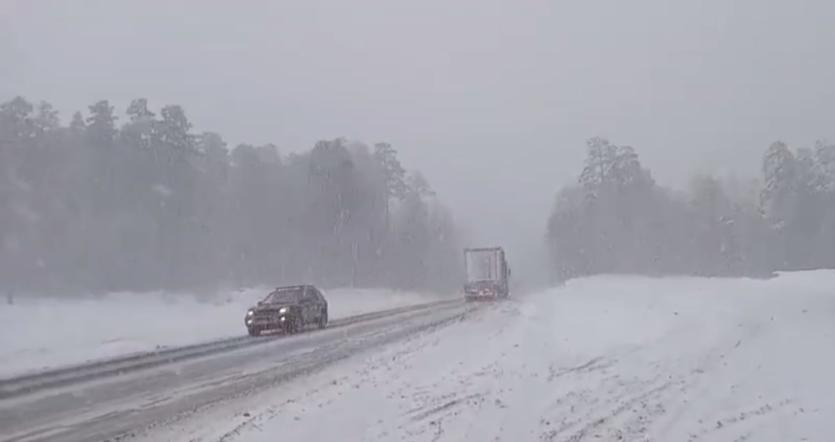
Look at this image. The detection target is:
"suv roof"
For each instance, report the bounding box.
[274,284,315,291]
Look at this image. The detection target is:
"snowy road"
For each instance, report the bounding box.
[0,288,449,377]
[140,273,834,442]
[3,273,834,442]
[0,301,470,442]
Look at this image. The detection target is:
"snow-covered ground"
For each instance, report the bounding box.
[0,287,450,378]
[149,271,835,441]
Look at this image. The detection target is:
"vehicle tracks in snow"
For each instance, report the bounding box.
[686,399,795,442]
[539,375,679,442]
[546,356,615,382]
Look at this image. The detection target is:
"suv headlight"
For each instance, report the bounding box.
[278,307,288,314]
[246,310,254,317]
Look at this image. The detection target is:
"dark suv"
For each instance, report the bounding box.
[245,285,328,336]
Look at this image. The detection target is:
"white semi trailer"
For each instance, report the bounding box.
[463,247,510,301]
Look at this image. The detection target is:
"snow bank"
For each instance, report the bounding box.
[166,271,835,442]
[0,287,450,378]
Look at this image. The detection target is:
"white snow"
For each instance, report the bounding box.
[0,287,449,378]
[153,271,835,442]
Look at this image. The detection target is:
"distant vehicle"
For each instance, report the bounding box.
[463,247,510,301]
[245,285,328,336]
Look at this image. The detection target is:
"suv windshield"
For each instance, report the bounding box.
[263,288,303,304]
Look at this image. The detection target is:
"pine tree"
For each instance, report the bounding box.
[69,111,86,133]
[85,100,117,146]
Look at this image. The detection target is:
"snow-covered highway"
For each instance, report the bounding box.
[0,300,470,442]
[2,272,834,442]
[144,272,835,442]
[0,288,450,378]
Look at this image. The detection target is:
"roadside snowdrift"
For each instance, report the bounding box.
[0,288,449,378]
[164,271,835,442]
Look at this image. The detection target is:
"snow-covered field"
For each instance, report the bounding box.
[0,287,450,378]
[149,271,835,442]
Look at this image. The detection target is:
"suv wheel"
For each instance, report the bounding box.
[318,309,328,329]
[289,316,303,334]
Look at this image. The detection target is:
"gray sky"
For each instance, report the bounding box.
[4,0,835,282]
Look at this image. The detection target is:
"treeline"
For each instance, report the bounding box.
[0,97,460,294]
[547,137,835,280]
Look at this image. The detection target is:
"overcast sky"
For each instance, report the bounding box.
[3,0,835,281]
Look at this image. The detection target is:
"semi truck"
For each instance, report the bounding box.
[463,247,510,301]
